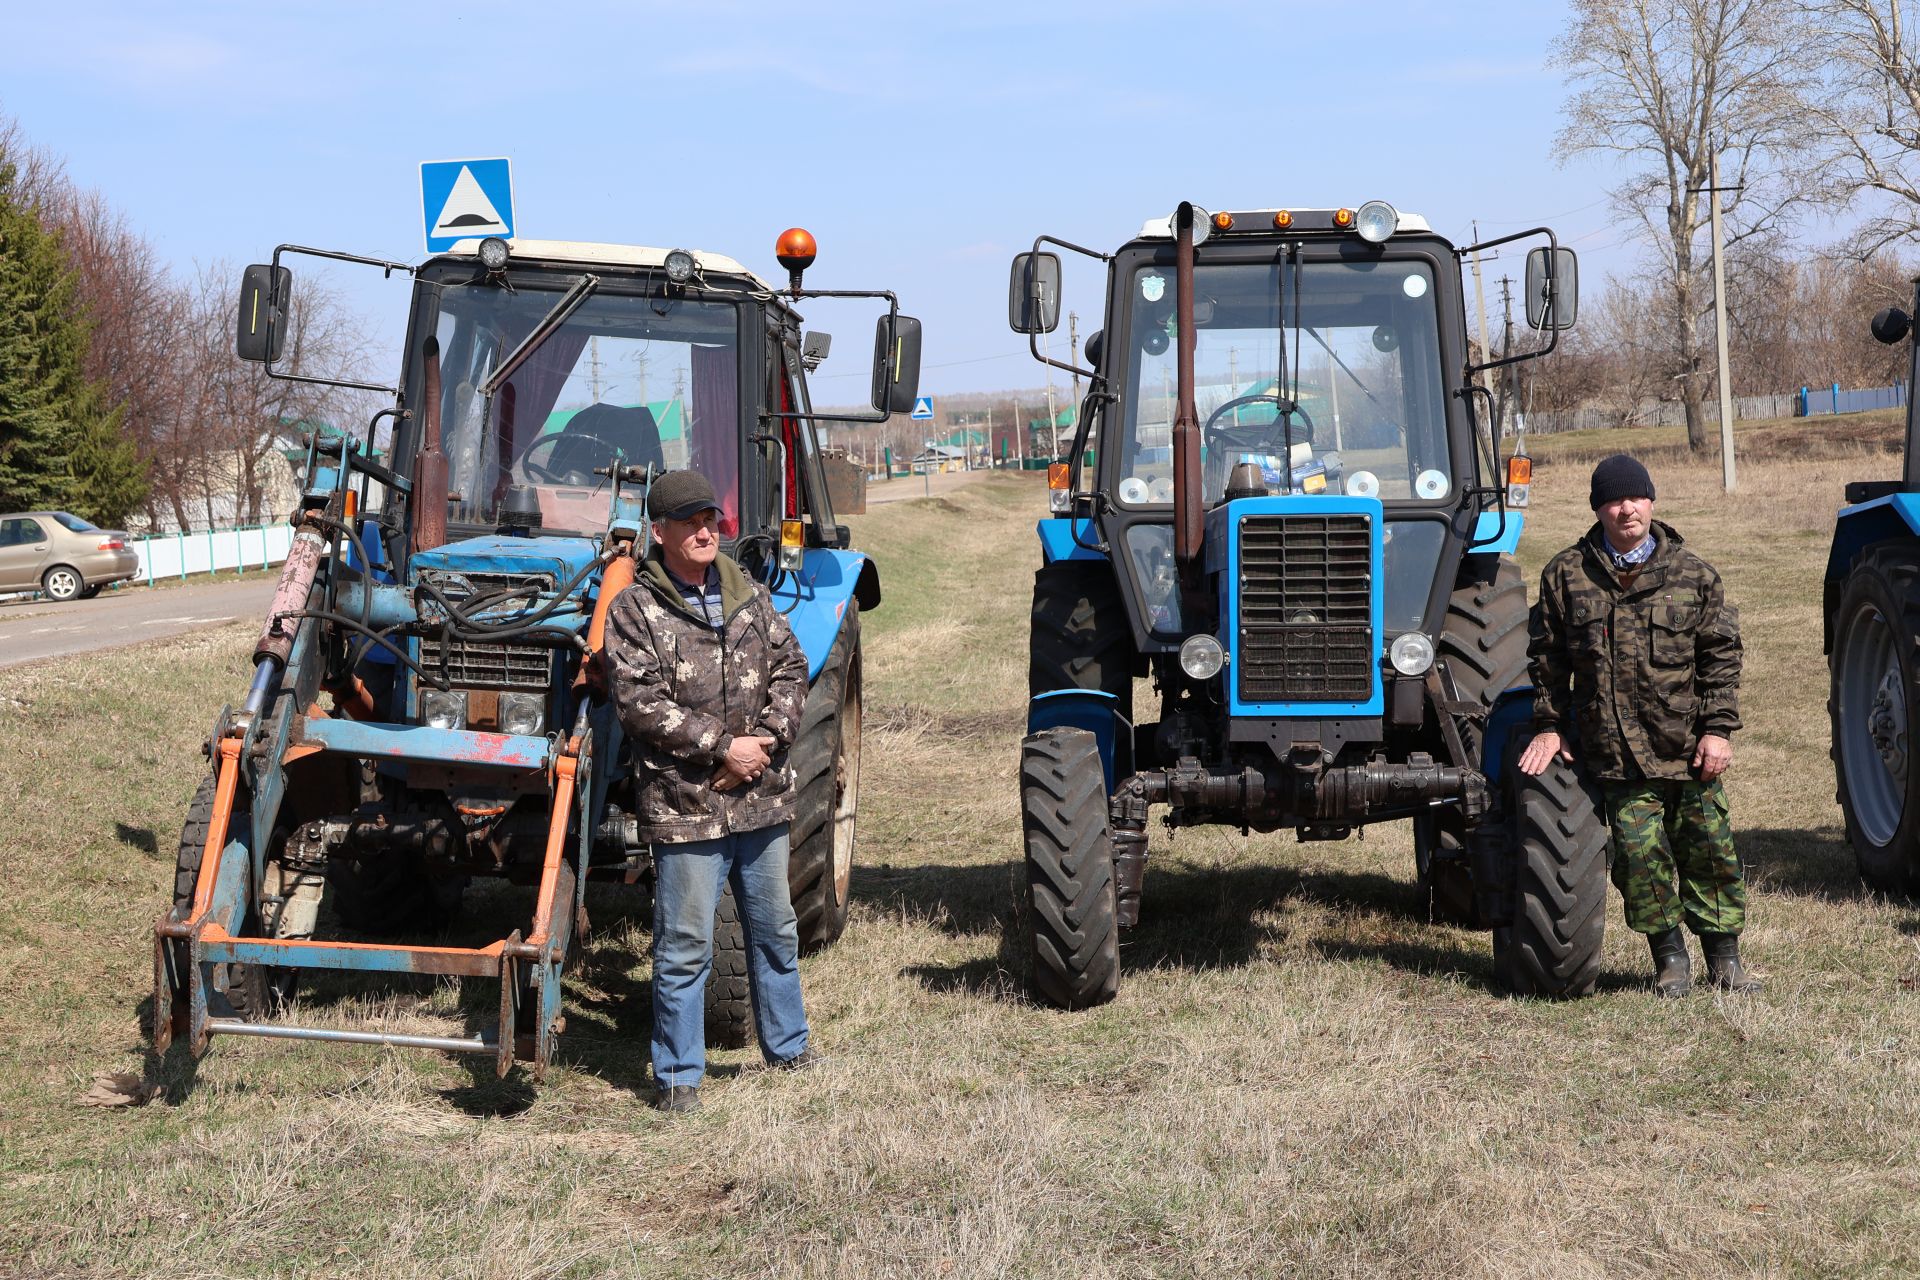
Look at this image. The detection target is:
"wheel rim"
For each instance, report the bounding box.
[1839,599,1908,846]
[830,677,861,905]
[45,568,79,599]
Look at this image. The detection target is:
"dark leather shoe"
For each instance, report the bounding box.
[773,1045,823,1072]
[1700,932,1762,992]
[1648,927,1692,998]
[650,1085,701,1113]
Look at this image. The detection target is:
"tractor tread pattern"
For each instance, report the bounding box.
[1022,728,1120,1009]
[1495,758,1610,997]
[788,610,859,950]
[704,882,752,1049]
[1029,561,1133,716]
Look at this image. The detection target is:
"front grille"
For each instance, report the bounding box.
[418,637,554,691]
[1237,513,1374,703]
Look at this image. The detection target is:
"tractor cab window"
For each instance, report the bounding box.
[1118,258,1449,505]
[422,276,742,537]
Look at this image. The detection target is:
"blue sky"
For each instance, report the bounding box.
[6,1,1666,397]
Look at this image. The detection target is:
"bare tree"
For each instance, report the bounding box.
[1803,1,1920,256]
[1554,0,1814,449]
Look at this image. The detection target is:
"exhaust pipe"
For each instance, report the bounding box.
[1171,202,1206,621]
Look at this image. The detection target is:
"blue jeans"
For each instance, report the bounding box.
[651,826,809,1087]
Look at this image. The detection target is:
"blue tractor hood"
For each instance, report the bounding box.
[411,535,604,593]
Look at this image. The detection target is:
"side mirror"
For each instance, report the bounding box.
[1524,246,1578,331]
[235,263,292,362]
[871,313,923,414]
[1008,252,1062,334]
[1871,307,1912,346]
[1084,329,1104,370]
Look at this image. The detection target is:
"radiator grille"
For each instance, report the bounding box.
[418,637,554,691]
[1236,513,1374,703]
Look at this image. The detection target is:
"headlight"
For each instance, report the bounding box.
[1179,634,1226,680]
[1355,201,1399,244]
[1390,632,1435,676]
[421,690,468,730]
[499,692,546,737]
[477,236,511,271]
[664,249,696,284]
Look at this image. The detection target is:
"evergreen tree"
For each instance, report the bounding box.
[0,153,147,523]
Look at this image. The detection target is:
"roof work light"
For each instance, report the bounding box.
[664,249,696,284]
[1355,201,1399,243]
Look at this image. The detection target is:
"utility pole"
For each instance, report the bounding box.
[1069,311,1081,405]
[1703,142,1739,493]
[1470,220,1494,383]
[1498,275,1516,436]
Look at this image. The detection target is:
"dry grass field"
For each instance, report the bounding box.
[4,422,1920,1278]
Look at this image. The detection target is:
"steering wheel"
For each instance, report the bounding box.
[514,431,624,484]
[1203,393,1316,453]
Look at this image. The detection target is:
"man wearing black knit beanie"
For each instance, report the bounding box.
[1518,454,1757,996]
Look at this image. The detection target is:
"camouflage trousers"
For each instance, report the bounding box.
[1602,778,1746,936]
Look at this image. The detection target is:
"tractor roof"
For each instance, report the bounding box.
[1134,209,1435,238]
[440,237,773,290]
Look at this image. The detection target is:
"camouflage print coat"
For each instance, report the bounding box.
[606,550,809,843]
[1528,520,1742,782]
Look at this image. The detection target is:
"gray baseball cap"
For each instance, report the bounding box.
[649,470,723,521]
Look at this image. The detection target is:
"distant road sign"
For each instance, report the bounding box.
[422,158,514,254]
[910,396,935,420]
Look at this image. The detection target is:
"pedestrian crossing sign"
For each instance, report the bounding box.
[421,158,515,254]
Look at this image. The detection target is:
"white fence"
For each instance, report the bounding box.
[132,523,295,584]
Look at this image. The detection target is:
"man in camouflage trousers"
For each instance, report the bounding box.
[1519,454,1759,996]
[606,469,815,1112]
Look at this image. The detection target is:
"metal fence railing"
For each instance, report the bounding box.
[1526,383,1905,434]
[131,523,294,584]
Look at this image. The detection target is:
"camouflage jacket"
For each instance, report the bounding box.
[606,550,809,843]
[1528,520,1742,781]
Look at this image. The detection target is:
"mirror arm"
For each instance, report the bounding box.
[1024,233,1108,378]
[777,287,903,425]
[1460,226,1568,373]
[261,244,415,395]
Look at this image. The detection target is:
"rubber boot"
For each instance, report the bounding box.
[1700,932,1762,993]
[1648,926,1691,998]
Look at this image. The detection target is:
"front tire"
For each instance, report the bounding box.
[1021,728,1120,1010]
[1492,747,1609,998]
[704,883,751,1049]
[170,774,296,1019]
[1029,561,1134,720]
[1421,555,1530,926]
[789,611,861,950]
[1830,542,1920,893]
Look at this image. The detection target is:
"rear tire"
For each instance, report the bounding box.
[789,611,861,950]
[78,584,101,599]
[1492,747,1609,998]
[1021,728,1120,1009]
[41,565,82,601]
[704,882,751,1049]
[1421,555,1530,926]
[1830,542,1920,893]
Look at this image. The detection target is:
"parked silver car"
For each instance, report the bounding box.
[0,512,140,600]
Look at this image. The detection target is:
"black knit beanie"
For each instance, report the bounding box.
[1589,454,1655,509]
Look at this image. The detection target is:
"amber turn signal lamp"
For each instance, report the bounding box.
[1211,211,1235,232]
[781,518,805,548]
[1333,208,1355,228]
[1272,210,1294,229]
[1047,462,1071,490]
[775,227,817,292]
[1506,456,1533,486]
[342,489,358,523]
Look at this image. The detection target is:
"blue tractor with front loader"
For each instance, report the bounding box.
[1009,201,1599,1006]
[1826,293,1920,892]
[152,229,918,1076]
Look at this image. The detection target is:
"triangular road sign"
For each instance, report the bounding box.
[421,158,515,253]
[910,396,935,420]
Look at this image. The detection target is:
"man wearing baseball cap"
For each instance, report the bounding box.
[1519,454,1757,997]
[604,469,815,1111]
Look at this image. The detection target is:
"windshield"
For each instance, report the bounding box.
[425,276,742,537]
[1118,257,1450,505]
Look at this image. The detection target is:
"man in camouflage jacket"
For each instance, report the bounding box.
[1519,454,1757,996]
[606,469,813,1112]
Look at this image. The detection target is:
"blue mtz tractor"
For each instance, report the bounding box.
[1827,292,1920,892]
[153,230,918,1076]
[1009,201,1603,1007]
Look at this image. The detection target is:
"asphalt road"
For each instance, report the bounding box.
[0,578,277,669]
